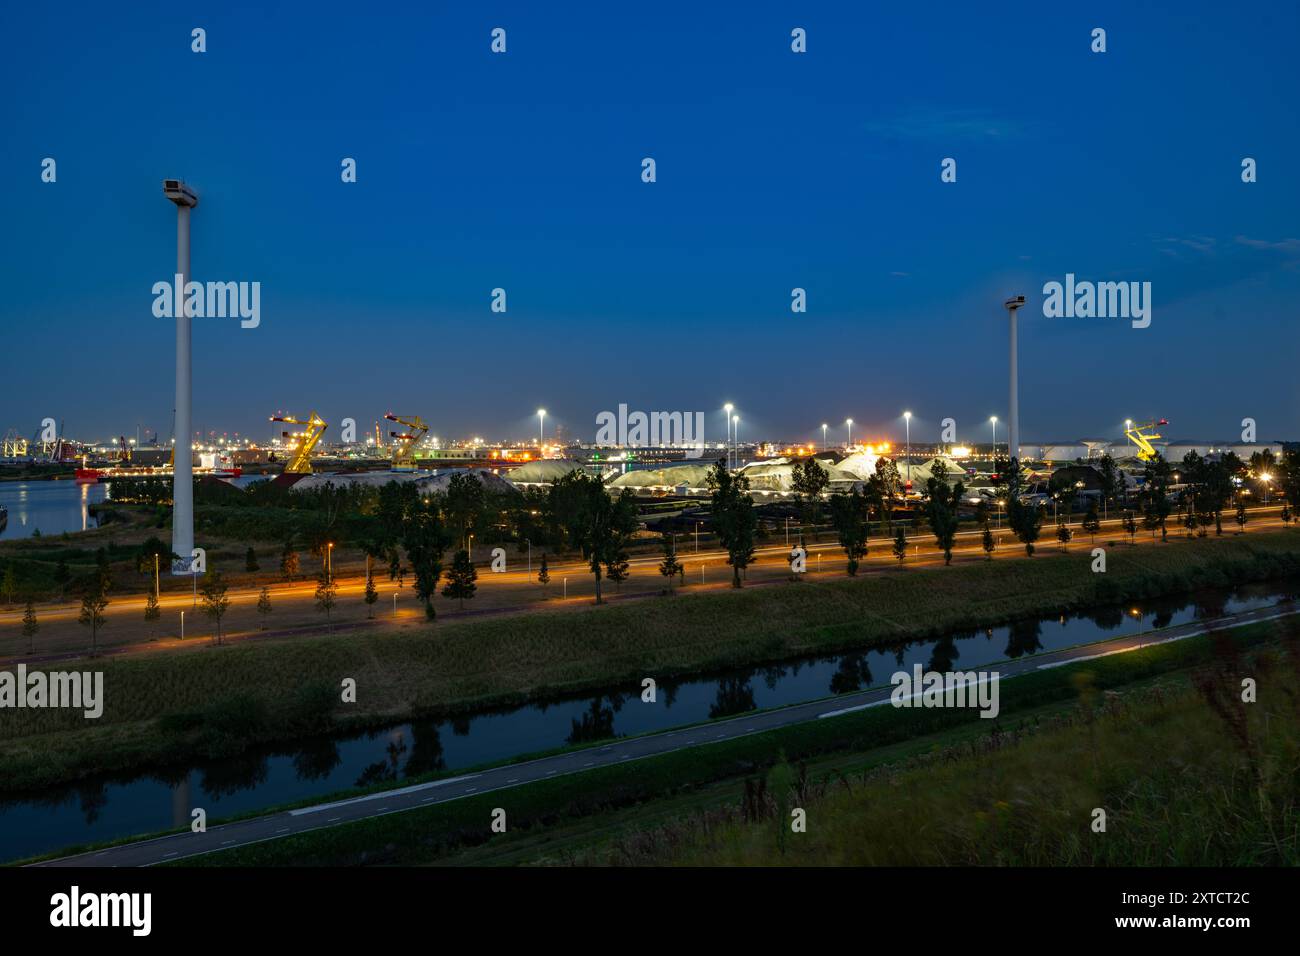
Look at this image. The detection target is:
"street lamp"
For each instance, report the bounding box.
[163,178,198,575]
[845,418,853,449]
[904,411,912,485]
[990,416,998,459]
[1125,419,1133,453]
[821,423,828,453]
[537,409,546,449]
[1004,295,1026,465]
[733,416,740,467]
[724,403,734,470]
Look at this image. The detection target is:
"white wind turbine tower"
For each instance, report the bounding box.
[164,179,198,573]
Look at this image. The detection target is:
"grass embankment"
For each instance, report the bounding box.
[173,616,1298,866]
[3,532,1299,794]
[603,638,1300,866]
[0,507,251,599]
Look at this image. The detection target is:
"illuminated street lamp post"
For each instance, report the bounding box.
[821,423,828,453]
[537,409,546,449]
[845,418,853,449]
[990,416,998,459]
[724,404,734,470]
[1125,419,1133,453]
[904,411,912,486]
[733,416,740,468]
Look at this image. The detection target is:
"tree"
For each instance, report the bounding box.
[1276,448,1300,518]
[1282,503,1292,528]
[550,471,639,604]
[199,570,231,645]
[280,539,300,580]
[828,489,870,575]
[1182,452,1236,536]
[982,526,995,560]
[1056,520,1073,551]
[54,558,71,601]
[404,500,451,621]
[707,459,757,588]
[990,453,1016,501]
[1,564,16,606]
[892,527,907,563]
[1236,497,1248,533]
[363,573,378,617]
[866,457,903,530]
[791,457,829,531]
[144,589,161,638]
[77,575,109,654]
[1047,472,1074,524]
[94,547,112,594]
[1140,454,1174,542]
[21,599,39,654]
[923,465,964,565]
[1096,453,1122,514]
[442,549,478,609]
[446,472,486,550]
[1081,501,1101,543]
[1006,497,1044,557]
[605,544,630,591]
[1122,510,1138,545]
[538,553,551,593]
[314,573,338,630]
[245,546,259,572]
[257,585,273,627]
[658,532,683,592]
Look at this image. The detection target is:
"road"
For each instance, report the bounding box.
[33,598,1297,867]
[4,506,1290,662]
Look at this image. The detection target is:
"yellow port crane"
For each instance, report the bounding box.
[1124,418,1168,461]
[270,411,328,474]
[385,412,428,471]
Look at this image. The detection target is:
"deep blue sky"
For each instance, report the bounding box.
[2,1,1298,448]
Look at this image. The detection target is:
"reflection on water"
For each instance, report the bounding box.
[0,481,108,540]
[2,580,1296,861]
[0,475,269,541]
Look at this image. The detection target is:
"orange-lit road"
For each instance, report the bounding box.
[1,506,1291,661]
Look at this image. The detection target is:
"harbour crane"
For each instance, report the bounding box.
[385,412,428,471]
[270,411,328,474]
[2,429,28,459]
[1124,418,1168,462]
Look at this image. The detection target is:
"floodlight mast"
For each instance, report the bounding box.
[164,179,198,574]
